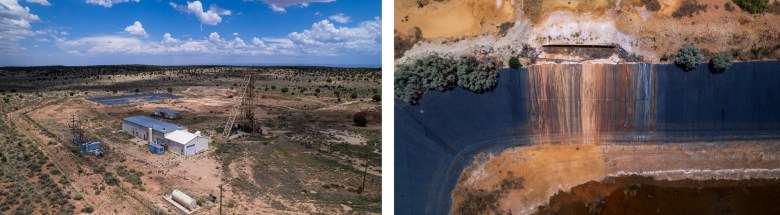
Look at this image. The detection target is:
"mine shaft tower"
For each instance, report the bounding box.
[69,115,84,144]
[223,72,261,139]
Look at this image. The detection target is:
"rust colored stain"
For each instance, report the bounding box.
[526,63,656,140]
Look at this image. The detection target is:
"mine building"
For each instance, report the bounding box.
[121,116,208,156]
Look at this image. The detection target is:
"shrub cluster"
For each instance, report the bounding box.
[710,52,734,73]
[674,45,704,71]
[395,54,500,104]
[733,0,769,13]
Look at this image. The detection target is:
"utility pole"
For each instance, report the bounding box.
[217,183,227,215]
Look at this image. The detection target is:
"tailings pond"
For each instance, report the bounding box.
[395,62,780,214]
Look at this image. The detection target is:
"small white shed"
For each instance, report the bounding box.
[164,130,208,156]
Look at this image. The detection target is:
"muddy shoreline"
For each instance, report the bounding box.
[534,175,780,215]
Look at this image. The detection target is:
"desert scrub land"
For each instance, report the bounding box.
[0,65,381,214]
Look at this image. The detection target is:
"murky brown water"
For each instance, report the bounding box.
[533,175,780,215]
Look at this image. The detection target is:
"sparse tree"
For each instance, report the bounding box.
[710,52,734,73]
[353,115,368,127]
[508,56,521,69]
[674,45,704,71]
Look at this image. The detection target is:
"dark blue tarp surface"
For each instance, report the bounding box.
[395,62,780,214]
[87,93,180,105]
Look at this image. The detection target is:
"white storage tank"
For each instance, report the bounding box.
[171,189,198,210]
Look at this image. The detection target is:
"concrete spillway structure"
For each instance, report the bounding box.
[395,62,780,214]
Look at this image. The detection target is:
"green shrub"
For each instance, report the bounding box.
[371,94,381,102]
[353,115,368,127]
[733,0,769,13]
[508,56,521,69]
[74,193,83,201]
[196,196,207,206]
[394,64,426,104]
[395,54,501,103]
[350,92,358,99]
[82,206,94,213]
[710,52,733,73]
[674,45,704,71]
[457,56,499,93]
[417,55,458,91]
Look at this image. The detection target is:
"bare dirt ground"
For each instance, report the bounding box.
[452,140,780,215]
[0,66,381,214]
[395,0,780,64]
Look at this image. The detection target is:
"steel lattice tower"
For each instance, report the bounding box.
[223,73,260,139]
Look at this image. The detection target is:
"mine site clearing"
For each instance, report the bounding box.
[0,66,381,214]
[395,0,780,65]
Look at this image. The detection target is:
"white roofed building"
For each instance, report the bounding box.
[163,130,208,156]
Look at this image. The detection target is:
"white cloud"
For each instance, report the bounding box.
[25,0,50,6]
[161,33,179,44]
[288,17,381,54]
[170,1,231,25]
[55,17,381,58]
[259,0,335,13]
[208,32,221,42]
[85,0,139,8]
[328,13,350,23]
[124,21,148,38]
[252,37,265,48]
[0,0,40,51]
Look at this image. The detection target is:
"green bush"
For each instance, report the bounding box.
[674,45,704,71]
[508,56,521,69]
[710,52,733,73]
[196,196,207,206]
[372,94,381,102]
[395,54,500,103]
[394,64,426,104]
[82,206,94,213]
[353,115,368,127]
[457,56,499,93]
[733,0,769,13]
[417,55,458,91]
[74,193,83,200]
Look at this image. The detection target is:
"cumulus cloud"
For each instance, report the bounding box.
[288,17,381,54]
[161,33,179,44]
[208,32,221,42]
[170,1,231,25]
[25,0,50,6]
[124,21,148,37]
[259,0,335,13]
[252,37,265,48]
[328,13,350,23]
[0,0,40,51]
[56,17,381,57]
[85,0,140,8]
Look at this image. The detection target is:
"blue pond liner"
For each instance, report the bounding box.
[87,93,181,105]
[395,62,780,214]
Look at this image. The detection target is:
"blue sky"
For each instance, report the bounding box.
[0,0,381,66]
